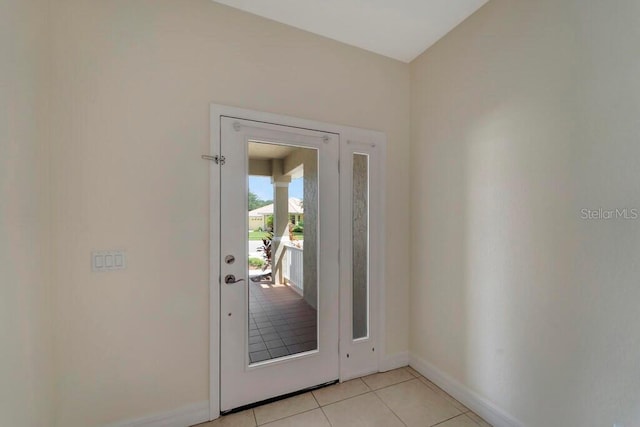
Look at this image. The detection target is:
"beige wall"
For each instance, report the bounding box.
[6,1,640,425]
[0,0,53,426]
[410,0,640,425]
[50,1,410,425]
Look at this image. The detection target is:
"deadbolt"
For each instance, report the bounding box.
[224,255,235,264]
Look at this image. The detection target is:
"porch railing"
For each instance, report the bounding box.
[282,244,303,294]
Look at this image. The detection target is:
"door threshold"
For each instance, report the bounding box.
[220,379,339,415]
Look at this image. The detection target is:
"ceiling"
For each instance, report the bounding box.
[248,142,298,160]
[211,0,488,62]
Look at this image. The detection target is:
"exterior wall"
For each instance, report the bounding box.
[249,216,264,231]
[248,214,302,232]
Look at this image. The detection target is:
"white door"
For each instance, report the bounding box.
[219,117,340,411]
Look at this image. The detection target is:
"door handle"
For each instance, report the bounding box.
[224,274,245,285]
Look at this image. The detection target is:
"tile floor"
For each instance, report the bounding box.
[196,367,492,427]
[248,279,317,363]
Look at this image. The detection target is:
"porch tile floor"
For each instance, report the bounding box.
[248,279,317,363]
[195,367,493,427]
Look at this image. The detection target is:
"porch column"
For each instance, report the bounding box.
[271,159,291,284]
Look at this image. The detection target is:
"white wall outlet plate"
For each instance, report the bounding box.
[92,250,126,272]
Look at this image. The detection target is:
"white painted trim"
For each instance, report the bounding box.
[379,351,409,372]
[338,129,386,381]
[103,401,209,427]
[209,106,222,421]
[376,141,387,372]
[409,353,525,427]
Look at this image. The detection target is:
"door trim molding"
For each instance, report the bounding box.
[209,105,222,422]
[209,104,387,421]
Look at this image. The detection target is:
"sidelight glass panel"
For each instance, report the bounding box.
[352,153,369,340]
[246,140,319,363]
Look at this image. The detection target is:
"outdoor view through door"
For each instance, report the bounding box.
[247,141,318,363]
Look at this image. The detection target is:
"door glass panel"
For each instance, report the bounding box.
[247,140,319,363]
[352,153,369,340]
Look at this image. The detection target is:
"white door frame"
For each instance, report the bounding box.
[208,104,386,420]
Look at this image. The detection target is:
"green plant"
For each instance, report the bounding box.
[257,231,273,271]
[248,191,272,211]
[292,224,303,233]
[248,257,265,268]
[265,215,274,231]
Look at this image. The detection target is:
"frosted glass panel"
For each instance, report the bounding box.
[352,153,369,340]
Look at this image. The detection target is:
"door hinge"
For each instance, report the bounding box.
[201,154,226,165]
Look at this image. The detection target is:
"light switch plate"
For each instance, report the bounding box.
[92,250,126,272]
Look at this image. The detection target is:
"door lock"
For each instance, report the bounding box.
[224,255,235,264]
[224,274,244,285]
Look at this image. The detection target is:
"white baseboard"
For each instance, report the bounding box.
[103,401,209,427]
[379,351,409,372]
[409,353,524,427]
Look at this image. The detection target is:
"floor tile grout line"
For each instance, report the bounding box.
[364,373,419,392]
[309,377,370,407]
[310,390,321,408]
[309,393,335,427]
[316,388,371,408]
[318,405,334,427]
[405,367,421,378]
[316,390,407,427]
[232,370,482,427]
[359,376,373,392]
[256,407,320,426]
[366,370,470,426]
[370,390,409,427]
[415,374,470,411]
[430,413,471,427]
[231,368,484,427]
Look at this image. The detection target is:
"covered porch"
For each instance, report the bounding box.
[247,141,319,363]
